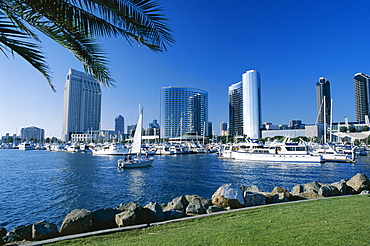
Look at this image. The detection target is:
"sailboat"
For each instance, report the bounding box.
[117,106,154,168]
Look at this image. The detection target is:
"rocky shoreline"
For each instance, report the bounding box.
[1,173,370,245]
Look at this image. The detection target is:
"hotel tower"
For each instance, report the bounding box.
[228,70,261,139]
[354,73,370,122]
[160,86,208,139]
[316,77,331,125]
[62,69,102,141]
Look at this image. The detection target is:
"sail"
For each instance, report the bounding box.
[131,107,143,154]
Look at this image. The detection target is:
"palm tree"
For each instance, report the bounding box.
[0,0,174,91]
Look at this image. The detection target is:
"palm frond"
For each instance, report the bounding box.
[0,17,54,90]
[34,20,114,88]
[0,0,174,90]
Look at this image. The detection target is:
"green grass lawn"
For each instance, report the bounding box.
[50,195,370,245]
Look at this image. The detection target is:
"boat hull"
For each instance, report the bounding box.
[232,152,324,163]
[117,158,154,168]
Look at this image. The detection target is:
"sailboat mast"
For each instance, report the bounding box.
[323,96,327,144]
[329,99,333,143]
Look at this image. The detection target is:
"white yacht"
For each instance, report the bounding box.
[18,142,34,150]
[218,140,263,159]
[231,139,324,163]
[92,143,130,155]
[311,143,356,163]
[153,144,174,155]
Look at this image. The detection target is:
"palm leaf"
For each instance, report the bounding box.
[0,16,54,90]
[0,0,174,89]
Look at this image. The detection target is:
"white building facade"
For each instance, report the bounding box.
[228,70,261,139]
[243,70,262,139]
[62,69,102,141]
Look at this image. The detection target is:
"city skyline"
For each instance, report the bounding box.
[1,1,369,137]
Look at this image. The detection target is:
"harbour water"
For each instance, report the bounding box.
[1,149,370,231]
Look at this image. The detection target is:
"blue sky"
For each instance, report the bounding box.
[1,0,370,138]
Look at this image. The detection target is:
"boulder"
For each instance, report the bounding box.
[291,184,304,196]
[271,187,291,201]
[32,221,59,240]
[318,185,340,197]
[164,210,184,220]
[240,185,260,193]
[185,195,212,208]
[117,202,151,225]
[206,205,227,214]
[304,181,322,193]
[331,180,353,195]
[144,202,165,222]
[244,192,266,206]
[346,173,370,193]
[0,227,6,245]
[2,234,16,244]
[212,184,244,208]
[186,197,205,214]
[163,196,189,214]
[91,208,120,230]
[185,195,212,215]
[115,211,136,227]
[262,193,280,204]
[296,191,324,199]
[7,224,33,241]
[59,209,93,235]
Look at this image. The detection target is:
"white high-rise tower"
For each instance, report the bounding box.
[242,70,261,139]
[62,69,102,141]
[228,70,261,139]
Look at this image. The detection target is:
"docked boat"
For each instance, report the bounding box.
[218,140,264,159]
[65,143,81,152]
[311,143,356,163]
[231,139,324,163]
[92,143,129,155]
[118,106,154,168]
[153,144,174,155]
[18,142,34,150]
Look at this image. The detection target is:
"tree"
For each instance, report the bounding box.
[0,0,174,90]
[348,126,356,133]
[340,126,347,133]
[361,126,369,132]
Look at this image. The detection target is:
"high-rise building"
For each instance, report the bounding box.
[127,124,137,136]
[62,69,102,141]
[316,77,331,124]
[115,115,125,135]
[228,70,261,139]
[207,122,213,137]
[21,126,45,142]
[161,86,208,139]
[354,73,370,122]
[228,81,243,137]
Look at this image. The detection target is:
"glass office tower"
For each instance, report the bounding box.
[115,115,125,135]
[161,86,208,139]
[316,77,331,124]
[62,69,102,141]
[354,73,370,122]
[228,81,243,137]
